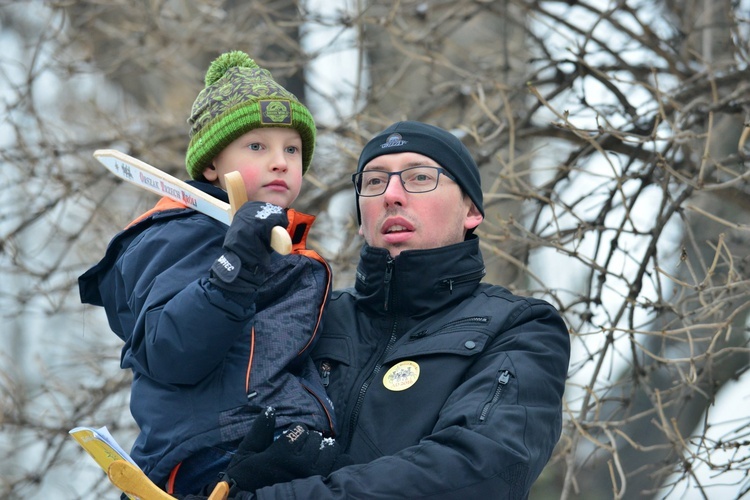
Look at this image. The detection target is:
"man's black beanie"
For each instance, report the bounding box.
[355,121,484,224]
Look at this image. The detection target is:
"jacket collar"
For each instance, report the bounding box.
[354,236,486,318]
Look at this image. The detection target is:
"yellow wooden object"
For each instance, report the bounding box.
[107,460,230,500]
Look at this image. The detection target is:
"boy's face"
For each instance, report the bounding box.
[203,127,304,208]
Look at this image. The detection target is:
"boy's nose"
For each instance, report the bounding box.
[270,151,289,172]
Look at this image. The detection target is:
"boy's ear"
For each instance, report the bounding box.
[203,164,218,182]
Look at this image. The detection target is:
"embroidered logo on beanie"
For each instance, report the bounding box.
[261,100,292,124]
[381,133,407,149]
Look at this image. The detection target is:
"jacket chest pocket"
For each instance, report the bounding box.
[373,325,493,404]
[389,318,493,361]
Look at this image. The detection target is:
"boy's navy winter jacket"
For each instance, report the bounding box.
[78,181,334,487]
[255,237,570,499]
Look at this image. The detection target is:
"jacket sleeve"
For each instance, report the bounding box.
[115,215,262,384]
[256,299,570,499]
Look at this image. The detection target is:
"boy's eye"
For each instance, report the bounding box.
[285,146,299,154]
[248,143,262,151]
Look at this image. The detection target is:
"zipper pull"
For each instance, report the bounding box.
[479,370,512,422]
[320,361,331,387]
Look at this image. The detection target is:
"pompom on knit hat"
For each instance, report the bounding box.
[356,121,484,222]
[186,50,316,180]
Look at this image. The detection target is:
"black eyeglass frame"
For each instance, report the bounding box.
[351,166,456,197]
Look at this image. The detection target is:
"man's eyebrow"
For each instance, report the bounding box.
[404,160,439,167]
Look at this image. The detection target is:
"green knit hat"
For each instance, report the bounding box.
[186,51,316,180]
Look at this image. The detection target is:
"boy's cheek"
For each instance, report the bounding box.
[238,168,262,190]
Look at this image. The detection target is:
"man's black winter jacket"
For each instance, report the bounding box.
[255,236,570,499]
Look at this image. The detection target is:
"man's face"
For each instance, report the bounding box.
[357,152,483,257]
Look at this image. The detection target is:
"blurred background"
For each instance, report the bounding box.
[1,0,748,498]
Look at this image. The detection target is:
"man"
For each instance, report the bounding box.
[191,121,570,499]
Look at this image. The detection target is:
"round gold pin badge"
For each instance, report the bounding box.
[383,360,420,391]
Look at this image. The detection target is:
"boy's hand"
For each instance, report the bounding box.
[210,202,289,293]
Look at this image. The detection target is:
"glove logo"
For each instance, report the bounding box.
[210,251,242,283]
[383,360,420,391]
[216,254,235,272]
[255,202,284,220]
[284,424,306,444]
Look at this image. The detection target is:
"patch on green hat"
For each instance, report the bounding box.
[260,100,292,124]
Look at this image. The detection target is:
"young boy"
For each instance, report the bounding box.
[78,51,335,495]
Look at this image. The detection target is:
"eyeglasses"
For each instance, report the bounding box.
[352,166,456,197]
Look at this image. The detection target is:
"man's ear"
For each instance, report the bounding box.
[464,202,483,231]
[203,164,219,183]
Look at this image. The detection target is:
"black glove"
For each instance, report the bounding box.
[224,412,351,492]
[210,202,288,294]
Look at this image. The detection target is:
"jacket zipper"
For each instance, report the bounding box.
[302,382,336,435]
[383,258,394,311]
[319,361,331,387]
[410,316,490,339]
[479,370,511,422]
[346,317,399,449]
[441,269,486,292]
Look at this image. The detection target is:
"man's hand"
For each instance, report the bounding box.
[210,202,288,294]
[224,412,350,492]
